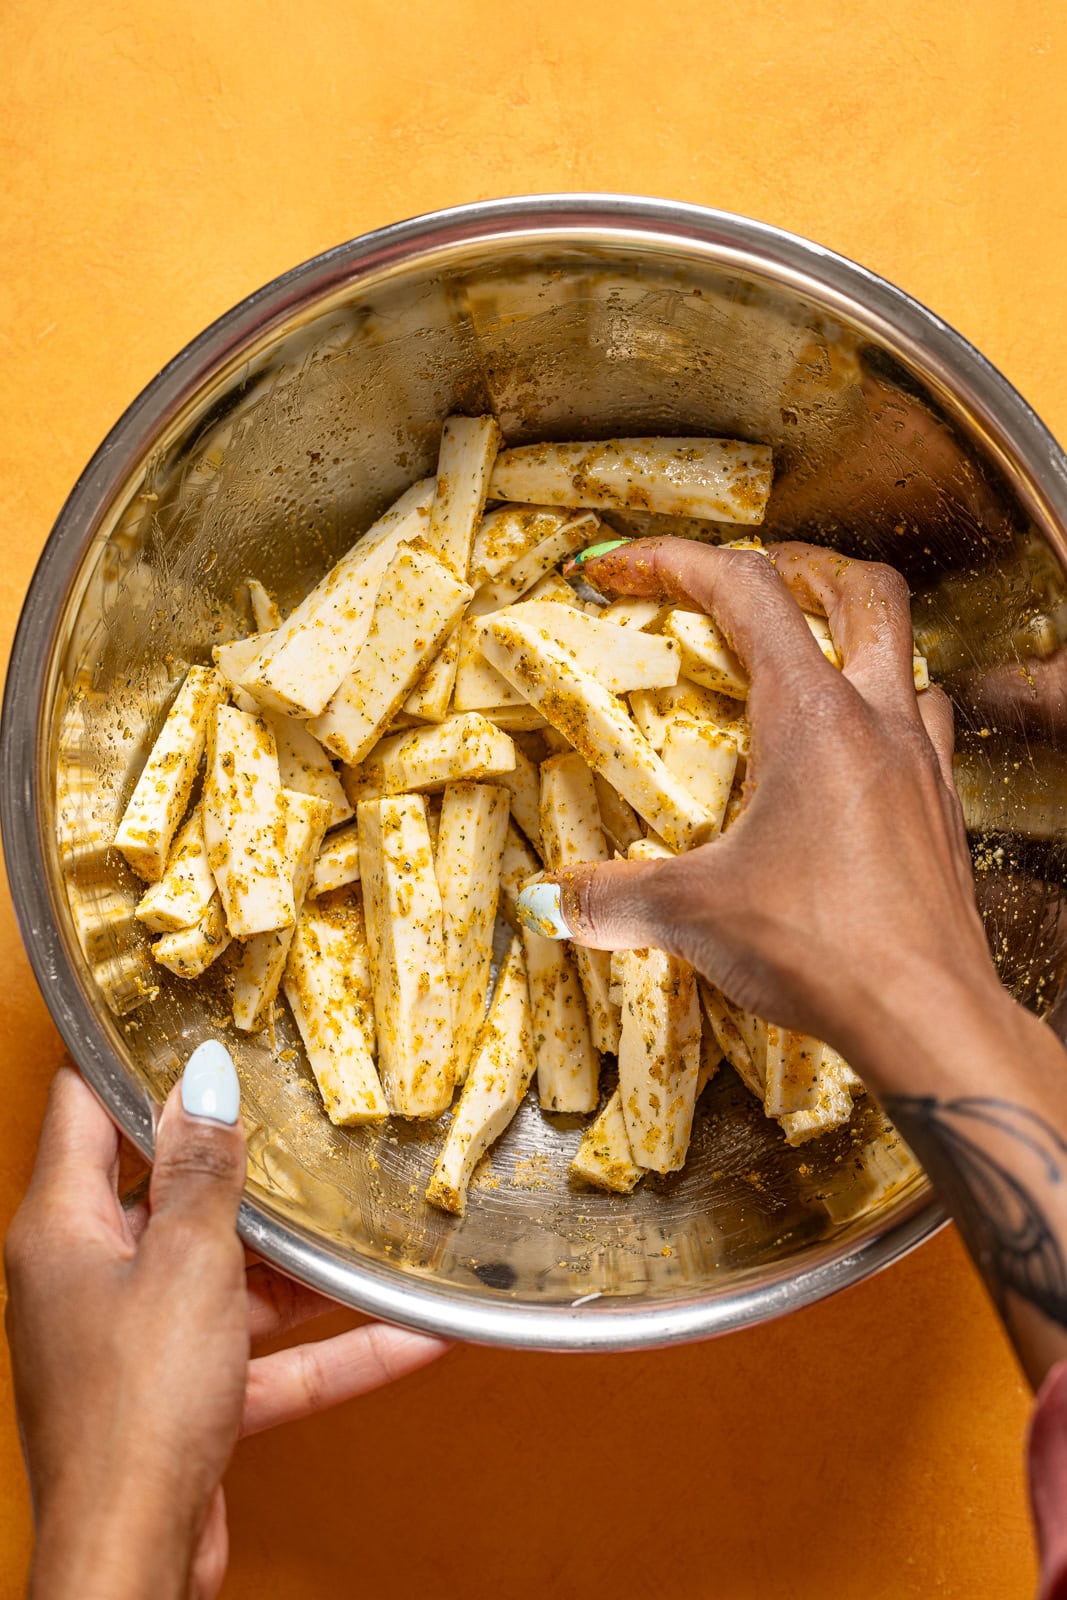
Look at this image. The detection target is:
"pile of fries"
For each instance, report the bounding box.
[112,420,928,1214]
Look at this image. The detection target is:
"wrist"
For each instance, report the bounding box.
[32,1484,196,1600]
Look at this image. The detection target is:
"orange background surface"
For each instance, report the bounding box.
[1,2,1063,1594]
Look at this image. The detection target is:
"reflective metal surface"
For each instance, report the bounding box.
[5,195,1067,1350]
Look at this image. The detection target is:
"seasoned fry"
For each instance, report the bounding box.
[114,666,225,882]
[489,437,774,524]
[265,711,352,827]
[239,478,435,716]
[435,782,510,1083]
[202,704,294,938]
[593,775,643,854]
[661,609,749,697]
[498,820,541,928]
[628,681,739,750]
[523,927,599,1113]
[571,1090,644,1193]
[660,718,738,835]
[762,1025,824,1117]
[283,889,388,1125]
[247,578,282,632]
[344,713,516,802]
[481,614,712,851]
[426,936,536,1215]
[358,796,454,1118]
[153,895,231,978]
[489,600,681,692]
[468,504,575,589]
[469,513,600,614]
[309,820,361,896]
[403,625,463,722]
[309,544,472,764]
[135,805,216,933]
[494,742,543,853]
[426,414,501,578]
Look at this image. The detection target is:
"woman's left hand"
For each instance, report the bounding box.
[4,1056,447,1600]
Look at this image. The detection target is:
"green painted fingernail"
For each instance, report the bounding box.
[573,538,632,565]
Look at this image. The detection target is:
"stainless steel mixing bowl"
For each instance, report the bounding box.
[6,195,1067,1350]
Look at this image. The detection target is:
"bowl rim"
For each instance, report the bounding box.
[7,192,1067,1350]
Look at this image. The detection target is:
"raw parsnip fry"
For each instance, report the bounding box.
[309,544,472,764]
[435,782,510,1083]
[913,651,930,691]
[247,579,282,632]
[599,597,670,631]
[492,600,681,692]
[482,704,548,732]
[282,890,388,1125]
[232,791,331,1032]
[344,713,516,802]
[661,609,749,697]
[498,821,541,928]
[202,704,294,938]
[135,805,216,933]
[660,718,738,835]
[523,926,599,1113]
[571,1090,644,1193]
[403,625,462,722]
[240,478,435,716]
[453,615,524,711]
[426,414,501,577]
[153,895,231,978]
[539,752,620,1053]
[779,1076,854,1146]
[265,712,352,827]
[426,935,536,1215]
[734,1010,769,1093]
[593,775,643,854]
[489,437,774,524]
[468,504,575,589]
[114,666,225,882]
[214,634,272,693]
[525,571,583,605]
[805,612,840,667]
[469,513,600,614]
[358,796,454,1118]
[309,820,361,896]
[494,742,543,853]
[763,1025,824,1117]
[698,983,765,1100]
[629,681,739,750]
[481,614,712,852]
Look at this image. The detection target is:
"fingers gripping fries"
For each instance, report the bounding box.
[110,415,907,1219]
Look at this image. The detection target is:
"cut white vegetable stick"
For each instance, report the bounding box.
[821,1131,921,1224]
[539,752,619,1054]
[135,806,216,933]
[469,513,600,615]
[541,727,572,755]
[310,820,361,896]
[241,478,436,716]
[628,681,739,750]
[114,666,225,882]
[426,935,536,1215]
[498,821,541,928]
[264,712,352,828]
[494,742,543,853]
[698,1022,721,1091]
[232,791,331,1032]
[721,789,746,834]
[358,796,454,1118]
[763,1025,824,1117]
[826,1043,865,1096]
[525,571,582,605]
[522,925,599,1113]
[779,1075,854,1146]
[660,718,738,835]
[608,948,627,1008]
[734,1010,769,1092]
[599,597,670,631]
[427,414,501,577]
[805,612,841,668]
[214,633,271,688]
[594,775,643,854]
[402,624,463,722]
[481,614,712,852]
[153,895,231,978]
[483,704,548,732]
[468,504,574,589]
[913,651,930,691]
[570,1090,644,1193]
[698,980,758,1094]
[661,610,749,697]
[247,579,282,632]
[435,782,510,1083]
[345,713,516,802]
[489,437,774,524]
[453,616,524,711]
[495,601,681,693]
[202,704,293,937]
[309,544,472,764]
[282,890,388,1125]
[616,947,701,1171]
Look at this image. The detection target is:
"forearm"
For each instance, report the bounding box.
[30,1487,195,1600]
[844,966,1067,1389]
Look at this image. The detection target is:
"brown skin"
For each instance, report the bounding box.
[4,1069,446,1600]
[558,537,1067,1390]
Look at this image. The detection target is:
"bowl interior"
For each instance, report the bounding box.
[32,212,1067,1342]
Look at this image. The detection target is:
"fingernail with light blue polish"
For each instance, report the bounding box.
[515,881,572,940]
[572,538,632,565]
[182,1040,240,1125]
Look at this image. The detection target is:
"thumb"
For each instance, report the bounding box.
[148,1041,247,1235]
[515,858,701,957]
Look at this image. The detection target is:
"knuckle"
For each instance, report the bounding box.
[295,1342,331,1414]
[156,1132,242,1188]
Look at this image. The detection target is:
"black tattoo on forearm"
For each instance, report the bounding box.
[884,1094,1067,1330]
